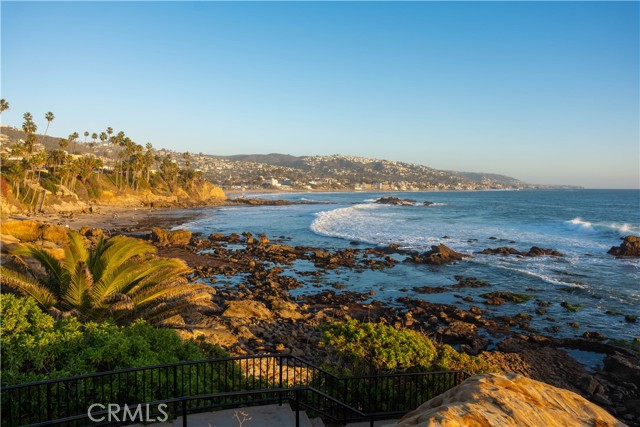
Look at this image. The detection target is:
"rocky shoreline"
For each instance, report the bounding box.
[129,223,639,425]
[2,212,639,426]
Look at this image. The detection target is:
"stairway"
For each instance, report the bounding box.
[158,404,324,427]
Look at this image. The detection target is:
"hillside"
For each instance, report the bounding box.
[0,126,227,216]
[1,126,579,192]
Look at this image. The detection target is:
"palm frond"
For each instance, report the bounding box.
[61,261,93,311]
[0,266,57,308]
[95,236,156,281]
[11,244,67,297]
[63,231,90,275]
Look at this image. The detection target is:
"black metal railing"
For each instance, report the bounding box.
[1,354,469,427]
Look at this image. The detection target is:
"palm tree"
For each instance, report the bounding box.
[0,231,213,325]
[0,99,9,114]
[91,132,98,145]
[21,113,38,176]
[69,132,79,154]
[39,112,55,146]
[83,131,90,144]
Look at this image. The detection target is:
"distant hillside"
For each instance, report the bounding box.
[215,153,307,169]
[207,153,533,189]
[1,127,579,191]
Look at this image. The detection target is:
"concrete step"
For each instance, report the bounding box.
[310,417,326,427]
[172,403,314,427]
[345,420,399,427]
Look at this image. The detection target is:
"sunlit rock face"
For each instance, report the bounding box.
[391,373,626,427]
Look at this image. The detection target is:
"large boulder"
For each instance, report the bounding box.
[222,300,273,320]
[151,227,192,247]
[1,220,69,244]
[391,373,626,427]
[608,236,640,257]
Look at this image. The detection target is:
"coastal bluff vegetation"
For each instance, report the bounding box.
[0,105,226,217]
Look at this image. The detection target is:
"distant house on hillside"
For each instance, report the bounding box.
[262,178,280,187]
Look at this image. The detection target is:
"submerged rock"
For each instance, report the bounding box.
[608,236,640,257]
[393,373,626,427]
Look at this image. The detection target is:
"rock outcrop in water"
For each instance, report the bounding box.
[478,246,563,257]
[405,244,469,265]
[608,236,640,257]
[391,373,627,427]
[375,197,417,206]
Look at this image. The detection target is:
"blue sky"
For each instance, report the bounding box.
[1,1,638,188]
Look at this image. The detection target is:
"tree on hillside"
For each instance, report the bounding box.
[159,154,180,190]
[21,113,38,158]
[40,112,55,146]
[0,99,9,114]
[83,131,89,144]
[144,143,154,181]
[0,231,214,325]
[91,133,98,146]
[69,132,79,154]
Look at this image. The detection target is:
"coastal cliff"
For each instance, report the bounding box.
[392,373,627,427]
[0,174,226,217]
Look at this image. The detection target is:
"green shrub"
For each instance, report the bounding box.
[322,320,437,375]
[0,294,225,386]
[321,320,496,376]
[432,344,498,374]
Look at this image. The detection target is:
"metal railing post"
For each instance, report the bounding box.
[7,390,13,427]
[182,400,188,427]
[342,379,348,425]
[279,358,284,406]
[295,389,300,427]
[173,365,179,417]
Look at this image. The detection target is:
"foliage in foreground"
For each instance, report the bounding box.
[0,294,226,386]
[321,320,497,375]
[0,230,214,325]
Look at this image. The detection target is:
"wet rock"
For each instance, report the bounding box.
[452,276,490,288]
[478,246,563,257]
[375,197,416,206]
[561,301,583,312]
[406,244,469,265]
[604,353,640,385]
[480,291,534,304]
[583,331,607,341]
[608,236,640,257]
[478,246,522,256]
[578,374,601,396]
[413,285,449,294]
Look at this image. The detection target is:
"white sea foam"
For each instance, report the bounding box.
[564,217,640,236]
[495,264,588,288]
[565,217,594,231]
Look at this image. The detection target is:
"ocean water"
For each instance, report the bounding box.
[180,190,640,342]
